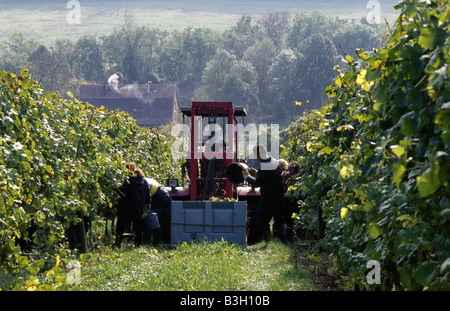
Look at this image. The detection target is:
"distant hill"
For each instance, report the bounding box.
[0,0,399,43]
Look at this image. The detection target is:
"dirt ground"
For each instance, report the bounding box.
[293,249,346,291]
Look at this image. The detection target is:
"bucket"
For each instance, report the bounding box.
[143,212,160,233]
[226,162,250,184]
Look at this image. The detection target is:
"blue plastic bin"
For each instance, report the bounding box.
[170,201,247,245]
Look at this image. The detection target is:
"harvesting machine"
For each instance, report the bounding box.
[166,101,262,244]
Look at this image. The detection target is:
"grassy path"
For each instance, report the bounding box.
[77,239,315,291]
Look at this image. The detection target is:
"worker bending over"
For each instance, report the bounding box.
[145,178,172,244]
[115,162,151,247]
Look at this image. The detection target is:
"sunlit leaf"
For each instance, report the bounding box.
[418,27,438,50]
[392,164,406,189]
[368,222,381,239]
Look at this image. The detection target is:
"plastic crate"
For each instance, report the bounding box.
[170,201,247,245]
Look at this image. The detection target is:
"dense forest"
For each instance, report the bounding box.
[0,11,384,126]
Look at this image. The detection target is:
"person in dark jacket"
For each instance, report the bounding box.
[243,144,287,242]
[145,178,172,244]
[115,162,151,247]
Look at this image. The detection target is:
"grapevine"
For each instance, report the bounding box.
[283,0,449,290]
[0,69,178,289]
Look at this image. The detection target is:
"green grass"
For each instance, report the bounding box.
[77,239,315,291]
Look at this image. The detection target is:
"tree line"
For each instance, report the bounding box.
[0,11,384,127]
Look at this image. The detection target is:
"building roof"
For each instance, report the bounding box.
[79,83,180,128]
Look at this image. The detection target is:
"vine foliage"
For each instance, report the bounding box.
[283,0,449,290]
[0,69,177,289]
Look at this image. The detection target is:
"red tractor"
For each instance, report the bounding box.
[166,101,262,244]
[167,101,260,201]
